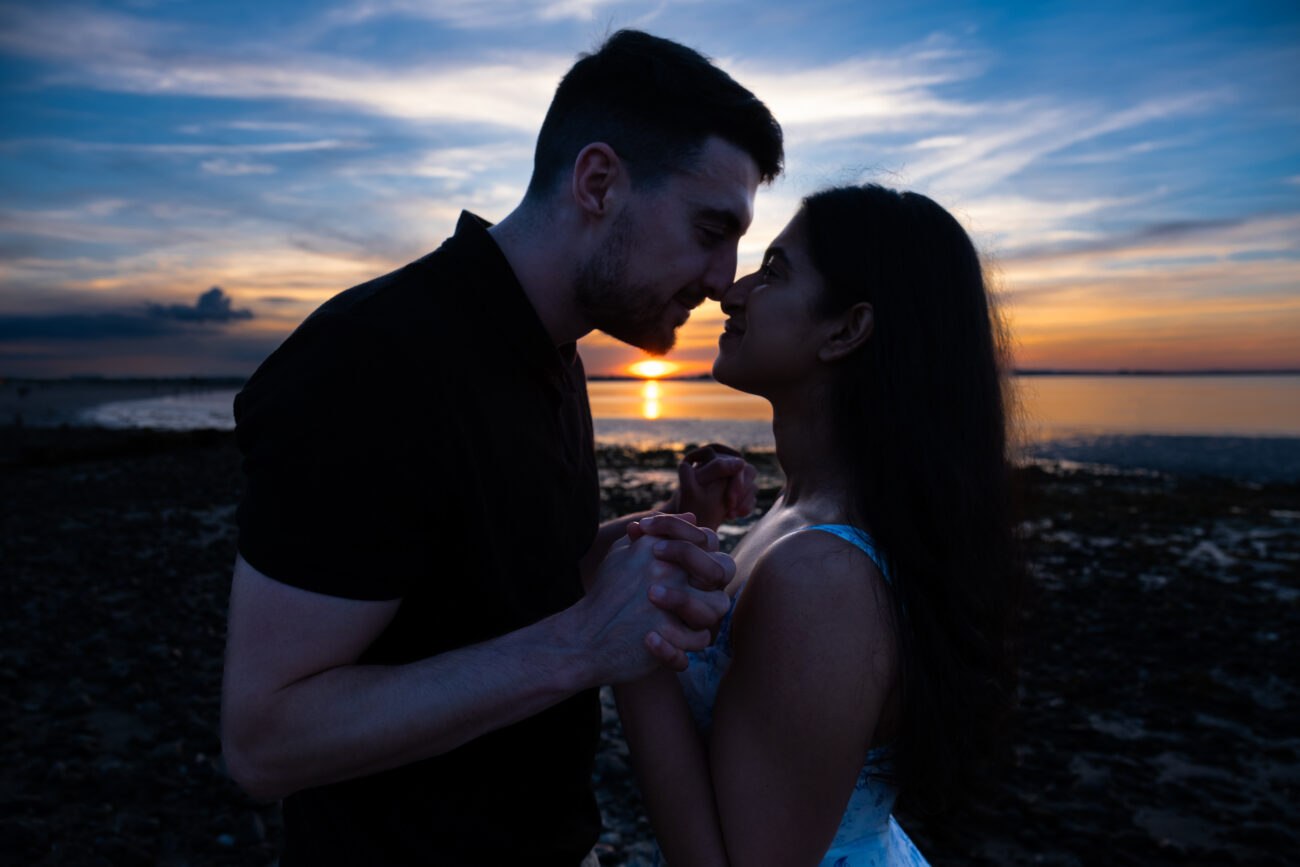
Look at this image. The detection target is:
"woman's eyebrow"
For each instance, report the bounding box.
[764,245,793,269]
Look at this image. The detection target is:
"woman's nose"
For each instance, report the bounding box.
[719,271,758,313]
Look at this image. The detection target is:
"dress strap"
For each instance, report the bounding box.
[806,524,893,585]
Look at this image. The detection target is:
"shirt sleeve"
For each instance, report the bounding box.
[234,310,435,600]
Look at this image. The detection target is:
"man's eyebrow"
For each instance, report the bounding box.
[696,207,745,235]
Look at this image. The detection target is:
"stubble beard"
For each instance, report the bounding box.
[574,211,678,356]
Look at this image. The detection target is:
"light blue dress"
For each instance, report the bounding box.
[663,524,930,867]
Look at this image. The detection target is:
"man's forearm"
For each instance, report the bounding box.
[223,605,596,801]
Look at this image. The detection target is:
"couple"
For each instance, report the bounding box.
[220,29,1018,867]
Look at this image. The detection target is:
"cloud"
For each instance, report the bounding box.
[7,138,360,156]
[730,40,984,143]
[0,288,253,341]
[200,159,277,176]
[148,287,253,322]
[0,4,566,129]
[320,0,652,30]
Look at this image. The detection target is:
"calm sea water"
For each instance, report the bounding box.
[78,375,1300,480]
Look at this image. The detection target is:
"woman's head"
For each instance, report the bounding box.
[712,210,873,397]
[726,183,1021,812]
[714,184,999,409]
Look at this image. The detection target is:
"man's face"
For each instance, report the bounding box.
[575,136,761,355]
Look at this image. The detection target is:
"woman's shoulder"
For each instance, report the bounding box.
[752,524,887,588]
[735,525,893,640]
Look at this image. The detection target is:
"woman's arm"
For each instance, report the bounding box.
[616,529,897,866]
[614,672,731,867]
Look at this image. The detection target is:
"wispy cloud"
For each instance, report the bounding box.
[894,90,1231,200]
[1,4,566,128]
[201,160,276,176]
[732,38,985,144]
[319,0,657,30]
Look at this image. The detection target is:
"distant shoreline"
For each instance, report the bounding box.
[4,369,1299,387]
[1012,369,1300,377]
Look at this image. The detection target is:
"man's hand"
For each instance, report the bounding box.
[581,517,734,678]
[660,443,758,530]
[627,512,737,668]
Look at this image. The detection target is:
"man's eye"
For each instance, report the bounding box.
[699,227,725,245]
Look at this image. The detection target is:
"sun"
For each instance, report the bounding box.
[628,360,677,378]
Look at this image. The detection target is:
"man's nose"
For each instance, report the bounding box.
[702,246,739,301]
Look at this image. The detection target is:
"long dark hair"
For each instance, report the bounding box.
[802,183,1021,813]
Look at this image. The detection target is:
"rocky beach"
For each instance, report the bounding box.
[2,412,1297,865]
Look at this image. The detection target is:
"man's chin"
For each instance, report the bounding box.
[605,325,676,356]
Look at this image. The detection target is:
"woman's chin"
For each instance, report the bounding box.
[711,356,732,386]
[712,358,760,397]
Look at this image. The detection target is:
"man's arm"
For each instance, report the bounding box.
[221,530,733,801]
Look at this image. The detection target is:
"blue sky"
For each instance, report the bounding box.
[1,0,1297,377]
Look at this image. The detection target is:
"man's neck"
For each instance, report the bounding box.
[488,204,588,347]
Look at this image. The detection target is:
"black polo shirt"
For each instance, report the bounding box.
[234,212,602,865]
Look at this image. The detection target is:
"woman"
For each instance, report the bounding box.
[616,183,1021,866]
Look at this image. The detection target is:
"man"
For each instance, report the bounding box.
[221,30,783,865]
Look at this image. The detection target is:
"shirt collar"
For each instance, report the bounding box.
[444,211,579,397]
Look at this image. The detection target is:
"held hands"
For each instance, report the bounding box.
[584,513,735,680]
[660,443,758,531]
[630,512,735,670]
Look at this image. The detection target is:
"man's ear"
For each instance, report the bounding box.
[818,302,873,362]
[571,143,622,217]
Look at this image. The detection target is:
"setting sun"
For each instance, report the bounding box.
[628,360,678,378]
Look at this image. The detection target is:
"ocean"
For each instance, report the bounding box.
[72,375,1300,482]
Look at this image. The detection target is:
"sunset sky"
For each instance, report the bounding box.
[1,0,1297,378]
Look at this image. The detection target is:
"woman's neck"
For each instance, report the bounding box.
[769,383,854,513]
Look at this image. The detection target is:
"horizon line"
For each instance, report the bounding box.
[5,368,1300,385]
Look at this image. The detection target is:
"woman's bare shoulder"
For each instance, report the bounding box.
[732,525,894,649]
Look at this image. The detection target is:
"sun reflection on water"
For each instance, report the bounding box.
[641,380,661,420]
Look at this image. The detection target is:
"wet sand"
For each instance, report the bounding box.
[1,429,1296,865]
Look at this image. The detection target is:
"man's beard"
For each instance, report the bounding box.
[574,211,678,355]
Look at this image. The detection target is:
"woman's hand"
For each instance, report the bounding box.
[661,443,758,531]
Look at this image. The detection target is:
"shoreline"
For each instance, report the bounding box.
[0,377,244,429]
[6,419,1300,485]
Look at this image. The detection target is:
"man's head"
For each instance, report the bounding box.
[526,30,783,200]
[527,31,784,355]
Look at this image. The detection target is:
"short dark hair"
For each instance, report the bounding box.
[801,184,1023,815]
[525,30,783,199]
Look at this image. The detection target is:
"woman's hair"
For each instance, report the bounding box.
[801,183,1022,813]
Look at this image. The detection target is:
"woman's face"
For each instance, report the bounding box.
[712,212,832,397]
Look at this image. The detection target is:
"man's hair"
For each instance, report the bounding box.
[525,30,783,199]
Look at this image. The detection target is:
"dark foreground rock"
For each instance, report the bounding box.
[1,427,1296,865]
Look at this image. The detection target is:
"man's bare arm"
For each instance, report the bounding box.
[221,533,732,801]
